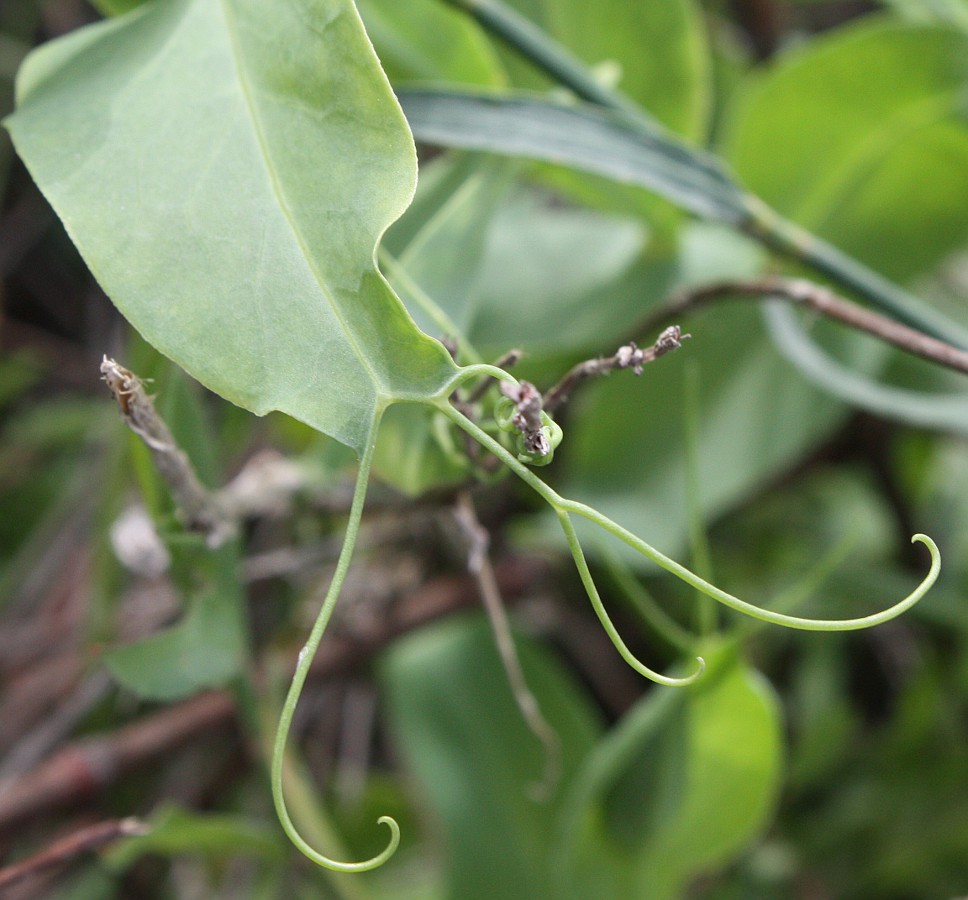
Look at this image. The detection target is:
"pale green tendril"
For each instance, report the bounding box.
[272,373,941,873]
[434,385,941,669]
[270,413,399,873]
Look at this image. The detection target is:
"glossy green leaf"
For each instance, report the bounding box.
[725,19,968,282]
[6,0,457,455]
[556,644,783,900]
[380,614,603,900]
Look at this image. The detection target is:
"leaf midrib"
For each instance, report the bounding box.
[218,0,391,403]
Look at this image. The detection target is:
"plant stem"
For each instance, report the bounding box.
[599,545,698,654]
[100,356,235,545]
[542,327,689,415]
[558,510,705,686]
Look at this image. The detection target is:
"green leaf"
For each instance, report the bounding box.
[112,806,284,865]
[556,644,783,900]
[400,86,968,348]
[724,19,968,282]
[105,542,247,701]
[6,0,457,455]
[539,0,710,139]
[380,614,603,900]
[389,155,649,356]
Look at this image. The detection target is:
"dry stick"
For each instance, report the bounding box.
[100,357,235,546]
[0,818,149,891]
[453,493,561,800]
[543,325,691,415]
[0,691,236,833]
[644,277,968,378]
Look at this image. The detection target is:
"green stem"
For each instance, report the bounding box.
[564,498,939,632]
[270,415,399,872]
[683,360,715,636]
[434,395,703,683]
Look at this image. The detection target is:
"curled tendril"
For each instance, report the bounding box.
[559,510,705,686]
[435,394,941,685]
[565,499,941,632]
[271,419,399,872]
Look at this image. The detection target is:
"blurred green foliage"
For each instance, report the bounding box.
[1,0,968,898]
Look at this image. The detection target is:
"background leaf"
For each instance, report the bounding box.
[556,643,783,900]
[380,614,603,900]
[724,18,968,283]
[400,90,749,225]
[535,0,710,140]
[358,0,506,87]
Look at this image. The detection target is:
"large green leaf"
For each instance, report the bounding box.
[6,0,457,455]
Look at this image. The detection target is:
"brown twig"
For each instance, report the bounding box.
[645,277,968,377]
[100,357,235,546]
[543,325,691,415]
[0,691,236,832]
[0,818,149,891]
[453,493,561,800]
